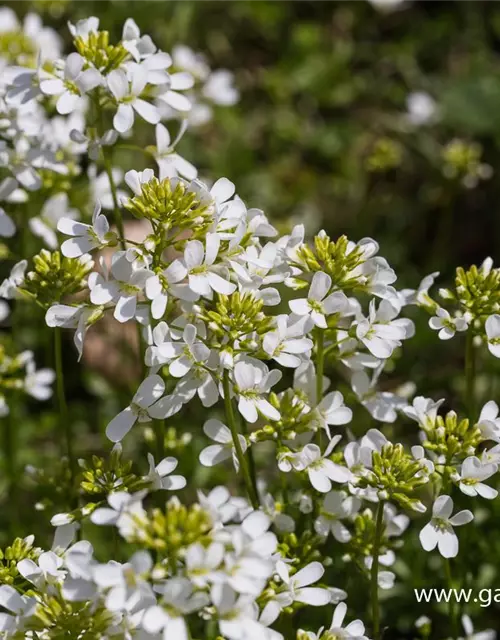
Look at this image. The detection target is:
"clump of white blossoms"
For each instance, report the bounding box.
[0,9,499,640]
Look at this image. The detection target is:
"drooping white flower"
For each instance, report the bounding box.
[154,122,197,181]
[105,375,166,442]
[40,53,102,114]
[419,495,473,558]
[45,303,102,360]
[351,370,407,423]
[455,456,498,499]
[289,271,348,329]
[429,307,468,340]
[199,418,247,470]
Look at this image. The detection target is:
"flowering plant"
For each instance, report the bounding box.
[0,7,499,640]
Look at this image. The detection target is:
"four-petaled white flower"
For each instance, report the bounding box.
[108,66,160,133]
[419,495,473,558]
[58,201,115,257]
[429,307,468,340]
[233,359,282,423]
[275,560,330,607]
[456,456,498,500]
[184,234,236,298]
[289,271,348,329]
[298,436,353,493]
[40,52,102,114]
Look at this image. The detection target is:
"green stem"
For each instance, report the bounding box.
[102,150,126,250]
[315,328,325,446]
[54,328,77,507]
[444,558,458,638]
[3,410,19,535]
[222,371,259,509]
[465,331,476,418]
[371,500,385,640]
[154,419,164,461]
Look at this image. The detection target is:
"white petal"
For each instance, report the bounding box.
[105,407,136,442]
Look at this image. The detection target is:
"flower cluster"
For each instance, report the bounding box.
[0,9,499,640]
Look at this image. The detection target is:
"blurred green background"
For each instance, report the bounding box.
[5,1,500,637]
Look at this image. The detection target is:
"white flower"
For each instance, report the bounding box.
[121,18,156,61]
[403,395,444,430]
[275,561,330,607]
[90,490,146,528]
[314,491,360,541]
[29,193,79,249]
[456,456,498,499]
[298,436,353,493]
[145,258,195,320]
[58,201,115,257]
[406,92,437,126]
[24,361,55,401]
[142,578,209,640]
[419,495,473,558]
[108,66,160,133]
[69,128,118,162]
[184,234,236,297]
[263,314,313,368]
[45,303,101,360]
[476,400,500,441]
[0,177,18,238]
[89,252,151,323]
[40,53,102,114]
[93,551,155,613]
[105,375,166,442]
[17,551,65,587]
[145,453,186,491]
[356,299,413,358]
[151,323,210,378]
[429,307,468,340]
[316,391,353,437]
[0,260,27,299]
[485,314,500,358]
[233,359,282,423]
[199,418,247,470]
[368,0,406,12]
[0,585,37,635]
[327,602,369,640]
[185,542,224,588]
[351,371,406,423]
[154,122,197,181]
[460,614,496,640]
[203,69,239,106]
[212,583,279,640]
[289,271,348,329]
